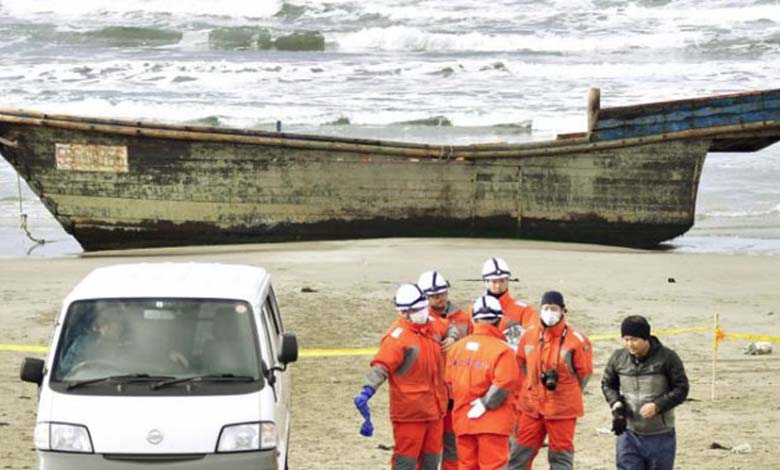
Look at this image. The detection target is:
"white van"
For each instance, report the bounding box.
[20,263,298,470]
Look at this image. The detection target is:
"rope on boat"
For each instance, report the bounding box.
[0,136,18,147]
[438,144,454,160]
[16,173,45,246]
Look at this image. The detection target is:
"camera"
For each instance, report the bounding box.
[540,369,558,391]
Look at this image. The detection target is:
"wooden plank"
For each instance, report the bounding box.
[596,93,780,141]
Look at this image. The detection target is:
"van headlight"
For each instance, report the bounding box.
[217,422,277,452]
[35,422,94,453]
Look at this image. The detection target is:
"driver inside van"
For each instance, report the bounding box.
[59,308,190,377]
[59,309,131,375]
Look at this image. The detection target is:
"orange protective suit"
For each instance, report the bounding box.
[446,322,520,470]
[466,292,538,337]
[368,316,449,469]
[429,302,471,470]
[430,302,472,338]
[509,319,593,470]
[495,291,538,334]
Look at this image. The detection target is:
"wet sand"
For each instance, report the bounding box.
[1,238,779,469]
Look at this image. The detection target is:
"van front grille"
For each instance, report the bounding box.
[103,453,207,463]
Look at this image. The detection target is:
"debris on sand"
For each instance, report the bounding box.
[710,442,753,454]
[731,443,752,454]
[744,342,772,355]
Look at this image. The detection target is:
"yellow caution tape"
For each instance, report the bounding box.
[0,344,48,353]
[299,347,377,358]
[590,326,710,342]
[1,325,778,358]
[721,332,780,343]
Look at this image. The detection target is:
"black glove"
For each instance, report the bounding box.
[611,400,627,436]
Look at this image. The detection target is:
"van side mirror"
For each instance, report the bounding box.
[20,357,45,385]
[277,333,298,365]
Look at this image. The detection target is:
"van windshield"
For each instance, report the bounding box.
[51,299,262,387]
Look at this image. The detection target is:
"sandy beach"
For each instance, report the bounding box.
[1,238,778,469]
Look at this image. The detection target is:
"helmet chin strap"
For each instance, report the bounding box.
[485,288,506,299]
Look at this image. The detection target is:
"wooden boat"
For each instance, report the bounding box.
[1,88,779,251]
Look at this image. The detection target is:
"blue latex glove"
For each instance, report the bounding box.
[354,386,375,437]
[354,385,375,415]
[359,416,374,437]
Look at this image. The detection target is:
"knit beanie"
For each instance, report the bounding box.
[540,290,565,308]
[621,316,651,340]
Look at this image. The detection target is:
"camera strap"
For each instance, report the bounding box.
[538,326,568,375]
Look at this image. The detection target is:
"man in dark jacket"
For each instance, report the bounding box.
[601,315,689,470]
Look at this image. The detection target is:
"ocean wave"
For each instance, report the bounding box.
[0,0,282,20]
[273,31,325,51]
[314,112,532,131]
[323,116,350,126]
[332,26,706,53]
[185,115,223,127]
[392,116,452,127]
[83,26,183,47]
[274,2,307,22]
[207,27,324,51]
[493,120,532,131]
[700,204,780,219]
[20,26,184,47]
[671,235,780,255]
[3,1,777,58]
[208,27,273,50]
[686,34,780,59]
[617,2,780,27]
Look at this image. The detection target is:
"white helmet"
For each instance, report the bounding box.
[472,295,503,323]
[481,257,511,280]
[417,270,449,296]
[394,283,428,311]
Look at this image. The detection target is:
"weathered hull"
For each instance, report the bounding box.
[0,124,706,250]
[1,88,778,251]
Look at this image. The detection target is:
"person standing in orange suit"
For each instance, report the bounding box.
[508,291,593,470]
[474,257,538,347]
[417,270,470,470]
[418,269,471,340]
[354,283,451,470]
[447,295,520,470]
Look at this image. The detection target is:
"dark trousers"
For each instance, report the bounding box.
[616,430,675,470]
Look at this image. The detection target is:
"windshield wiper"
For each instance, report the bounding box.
[151,374,255,390]
[67,374,174,390]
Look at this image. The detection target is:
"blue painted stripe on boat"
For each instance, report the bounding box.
[600,109,780,135]
[597,97,780,130]
[594,94,780,141]
[596,111,780,141]
[599,90,780,120]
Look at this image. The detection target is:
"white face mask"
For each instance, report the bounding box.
[408,308,429,325]
[540,309,562,327]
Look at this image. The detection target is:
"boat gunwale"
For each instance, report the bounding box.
[2,106,780,159]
